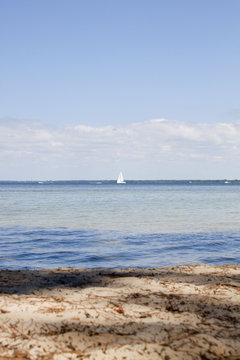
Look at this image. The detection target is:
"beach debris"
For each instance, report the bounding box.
[0,265,239,359]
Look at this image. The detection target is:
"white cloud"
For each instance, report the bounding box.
[0,117,240,179]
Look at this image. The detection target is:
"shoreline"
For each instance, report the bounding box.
[0,264,239,359]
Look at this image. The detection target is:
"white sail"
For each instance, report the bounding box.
[117,171,126,184]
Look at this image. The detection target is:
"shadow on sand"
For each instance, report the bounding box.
[0,265,239,359]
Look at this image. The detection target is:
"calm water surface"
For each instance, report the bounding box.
[0,181,239,269]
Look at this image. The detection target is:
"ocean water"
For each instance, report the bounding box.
[0,181,239,269]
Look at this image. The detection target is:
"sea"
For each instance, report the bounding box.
[0,180,239,270]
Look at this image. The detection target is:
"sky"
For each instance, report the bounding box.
[0,0,240,180]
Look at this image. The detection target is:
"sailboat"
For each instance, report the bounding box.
[117,171,126,184]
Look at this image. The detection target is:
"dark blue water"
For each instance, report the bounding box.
[0,226,239,270]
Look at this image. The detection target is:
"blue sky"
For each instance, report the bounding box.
[0,0,240,179]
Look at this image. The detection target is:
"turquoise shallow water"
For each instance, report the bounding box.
[0,181,239,269]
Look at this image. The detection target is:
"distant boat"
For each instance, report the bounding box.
[117,172,126,184]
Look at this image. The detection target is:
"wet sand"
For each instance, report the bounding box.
[0,264,239,359]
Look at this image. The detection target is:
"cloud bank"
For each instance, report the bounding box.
[0,118,240,179]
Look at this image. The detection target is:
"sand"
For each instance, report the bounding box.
[0,264,239,360]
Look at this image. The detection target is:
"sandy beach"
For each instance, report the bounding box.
[0,264,239,360]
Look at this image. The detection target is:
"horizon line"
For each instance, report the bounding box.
[0,179,239,182]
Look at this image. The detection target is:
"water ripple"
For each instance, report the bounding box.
[0,226,239,269]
